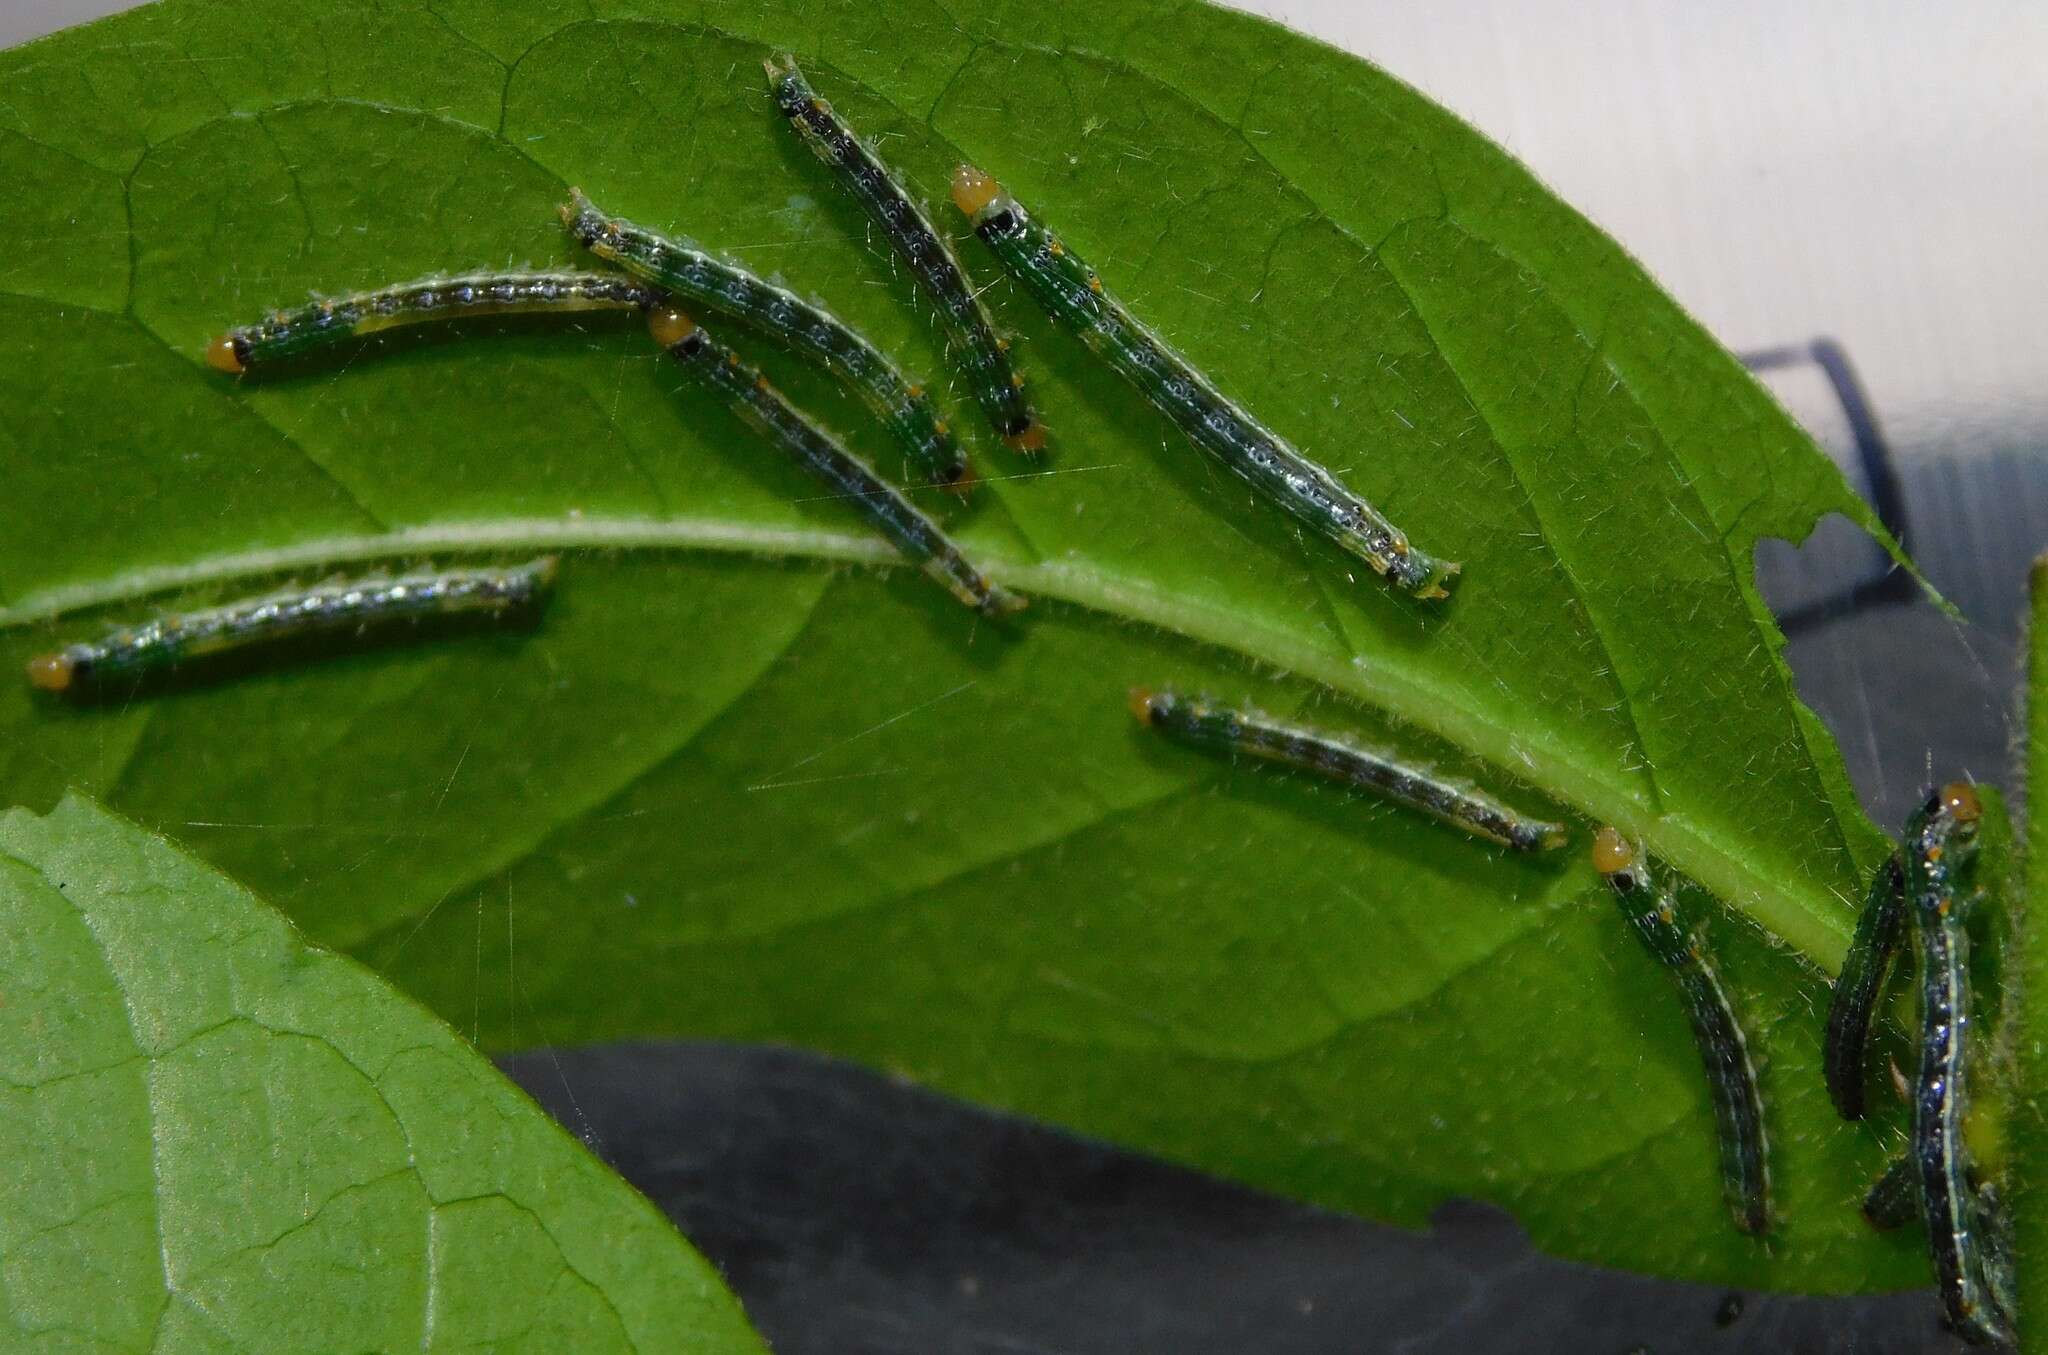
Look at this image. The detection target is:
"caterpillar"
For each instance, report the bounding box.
[206,272,663,373]
[952,166,1456,600]
[647,307,1021,618]
[1128,688,1565,852]
[27,558,558,693]
[764,55,1043,454]
[1897,782,2013,1346]
[1863,1132,2016,1318]
[1822,852,1907,1121]
[563,189,970,491]
[1591,828,1771,1237]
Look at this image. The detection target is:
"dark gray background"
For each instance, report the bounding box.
[14,3,2044,1351]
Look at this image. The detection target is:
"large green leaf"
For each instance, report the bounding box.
[0,794,766,1352]
[0,0,1923,1294]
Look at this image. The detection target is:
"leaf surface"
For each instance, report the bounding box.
[0,0,1917,1291]
[0,795,767,1352]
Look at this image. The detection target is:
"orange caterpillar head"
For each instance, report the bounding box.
[26,652,76,693]
[204,334,246,374]
[1591,826,1641,886]
[1127,686,1161,726]
[1002,421,1048,455]
[647,306,699,350]
[1940,781,1982,824]
[950,164,1002,218]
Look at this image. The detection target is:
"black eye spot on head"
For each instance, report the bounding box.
[676,334,704,357]
[979,209,1017,238]
[1611,870,1637,892]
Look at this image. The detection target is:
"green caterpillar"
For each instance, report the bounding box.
[1591,829,1771,1238]
[766,55,1043,455]
[208,272,662,373]
[1822,853,1907,1121]
[647,307,1021,619]
[565,189,969,491]
[1896,785,2011,1346]
[953,166,1456,600]
[1129,688,1563,852]
[29,559,557,693]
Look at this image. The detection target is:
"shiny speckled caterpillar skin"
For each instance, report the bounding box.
[27,559,557,693]
[207,272,662,373]
[564,189,969,491]
[1898,785,2013,1347]
[954,167,1457,600]
[647,308,1021,619]
[1129,688,1564,852]
[1822,852,1907,1121]
[1823,783,2014,1347]
[1592,829,1771,1237]
[765,55,1043,455]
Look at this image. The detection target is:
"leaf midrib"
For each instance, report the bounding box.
[0,515,1855,971]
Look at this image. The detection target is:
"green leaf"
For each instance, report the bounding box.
[0,794,767,1352]
[0,0,1919,1295]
